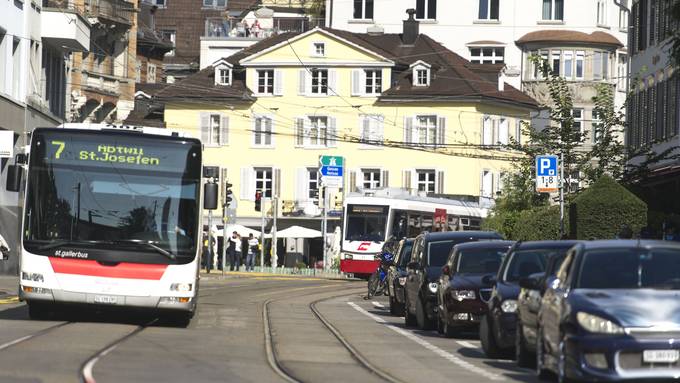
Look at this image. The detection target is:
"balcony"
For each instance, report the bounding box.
[86,0,134,26]
[41,1,91,51]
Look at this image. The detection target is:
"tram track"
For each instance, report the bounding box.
[263,289,405,383]
[0,321,73,351]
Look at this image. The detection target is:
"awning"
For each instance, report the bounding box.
[266,225,322,239]
[212,224,260,237]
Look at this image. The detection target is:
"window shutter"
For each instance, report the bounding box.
[253,117,260,146]
[437,116,446,146]
[351,69,362,96]
[328,70,337,94]
[252,70,258,94]
[220,115,229,145]
[437,171,444,193]
[381,170,389,187]
[361,116,370,141]
[274,168,281,197]
[482,116,492,145]
[200,113,209,144]
[499,118,509,145]
[295,168,308,201]
[493,172,500,196]
[515,119,522,145]
[240,167,254,200]
[298,70,307,95]
[403,116,413,143]
[265,117,273,146]
[403,170,412,191]
[376,115,384,141]
[328,117,338,147]
[295,118,305,146]
[274,70,283,96]
[349,170,357,192]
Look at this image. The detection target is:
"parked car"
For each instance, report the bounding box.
[436,240,514,337]
[404,231,503,330]
[514,240,579,367]
[387,238,414,316]
[537,240,680,382]
[481,240,576,358]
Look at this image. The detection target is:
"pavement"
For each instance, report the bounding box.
[0,274,542,382]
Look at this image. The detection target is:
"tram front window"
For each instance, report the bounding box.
[345,205,388,242]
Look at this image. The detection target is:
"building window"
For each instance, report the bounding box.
[360,115,384,146]
[478,0,499,20]
[203,0,225,8]
[309,116,328,146]
[308,168,319,202]
[151,0,166,7]
[551,50,561,75]
[296,116,336,147]
[135,60,141,82]
[255,168,273,198]
[217,68,230,85]
[416,0,437,20]
[597,0,607,26]
[147,63,156,83]
[617,54,627,91]
[618,0,628,30]
[572,109,584,133]
[160,30,176,56]
[257,69,274,94]
[592,109,603,143]
[542,0,563,20]
[469,47,504,64]
[416,170,436,193]
[364,69,382,94]
[310,69,328,94]
[481,170,493,198]
[413,115,438,145]
[575,51,585,79]
[361,169,382,189]
[254,116,273,146]
[593,51,609,80]
[563,51,573,78]
[353,0,374,19]
[200,113,228,146]
[313,42,325,57]
[416,69,429,86]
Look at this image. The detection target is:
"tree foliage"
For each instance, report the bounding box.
[670,1,680,68]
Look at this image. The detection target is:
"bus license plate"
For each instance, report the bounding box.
[94,295,118,305]
[643,350,679,363]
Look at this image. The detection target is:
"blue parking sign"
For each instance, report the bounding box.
[536,155,559,193]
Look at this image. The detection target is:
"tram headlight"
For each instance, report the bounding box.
[21,272,44,283]
[344,254,353,260]
[170,283,193,292]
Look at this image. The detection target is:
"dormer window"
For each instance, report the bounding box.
[313,42,326,57]
[410,60,431,87]
[212,59,233,86]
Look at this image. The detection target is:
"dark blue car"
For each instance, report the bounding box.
[537,240,680,382]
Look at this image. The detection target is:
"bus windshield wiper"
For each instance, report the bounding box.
[37,240,94,251]
[110,239,177,260]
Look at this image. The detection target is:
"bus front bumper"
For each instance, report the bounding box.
[20,284,194,312]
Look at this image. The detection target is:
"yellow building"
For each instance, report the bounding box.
[157,19,537,229]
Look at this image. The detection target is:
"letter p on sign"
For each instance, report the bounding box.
[540,158,556,176]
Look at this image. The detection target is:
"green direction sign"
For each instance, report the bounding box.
[319,155,344,167]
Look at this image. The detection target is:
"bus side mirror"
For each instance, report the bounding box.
[6,165,22,192]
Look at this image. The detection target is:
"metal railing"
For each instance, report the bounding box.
[87,0,134,24]
[203,17,323,38]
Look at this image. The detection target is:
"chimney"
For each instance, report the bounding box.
[498,66,507,92]
[402,9,419,45]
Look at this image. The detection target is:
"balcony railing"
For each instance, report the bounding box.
[87,0,134,25]
[203,17,323,39]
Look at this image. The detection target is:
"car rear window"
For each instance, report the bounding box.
[502,250,549,282]
[577,248,680,289]
[456,248,507,274]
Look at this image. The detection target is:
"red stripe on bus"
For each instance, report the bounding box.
[49,258,167,280]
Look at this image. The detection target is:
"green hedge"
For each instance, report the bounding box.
[513,205,563,241]
[569,176,647,240]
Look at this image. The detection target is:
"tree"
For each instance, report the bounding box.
[670,1,680,67]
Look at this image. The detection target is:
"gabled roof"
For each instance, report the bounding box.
[154,66,253,101]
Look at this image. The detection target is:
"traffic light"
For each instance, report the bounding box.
[224,182,233,207]
[254,190,263,211]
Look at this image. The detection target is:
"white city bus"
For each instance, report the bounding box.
[9,124,203,324]
[341,191,488,277]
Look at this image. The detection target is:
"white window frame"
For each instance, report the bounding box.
[477,0,499,21]
[364,69,382,94]
[151,0,166,7]
[256,69,274,95]
[593,51,609,81]
[203,0,226,8]
[361,168,382,190]
[592,109,603,143]
[310,68,328,94]
[575,51,585,79]
[254,167,273,198]
[416,169,436,193]
[596,0,607,27]
[413,115,438,145]
[563,50,574,79]
[551,50,561,76]
[481,169,494,198]
[410,61,431,87]
[572,108,584,133]
[306,116,329,147]
[352,0,374,20]
[160,29,175,56]
[542,0,564,21]
[147,63,156,83]
[208,114,223,145]
[469,46,505,64]
[617,53,627,91]
[253,115,274,148]
[416,0,437,20]
[618,0,628,30]
[214,61,232,86]
[312,42,326,57]
[359,114,384,149]
[307,168,320,203]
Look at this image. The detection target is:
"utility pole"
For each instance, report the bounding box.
[272,195,278,270]
[559,151,565,238]
[322,185,328,271]
[260,195,265,270]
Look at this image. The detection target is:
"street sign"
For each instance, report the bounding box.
[0,130,14,158]
[319,155,344,187]
[535,155,559,193]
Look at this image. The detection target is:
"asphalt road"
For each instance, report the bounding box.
[0,274,541,382]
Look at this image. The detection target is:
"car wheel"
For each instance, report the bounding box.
[27,302,51,320]
[516,321,535,368]
[404,294,417,327]
[389,296,398,316]
[442,318,458,338]
[416,295,434,330]
[480,314,502,359]
[535,325,552,380]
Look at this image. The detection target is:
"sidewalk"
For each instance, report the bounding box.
[200,267,355,281]
[0,275,18,297]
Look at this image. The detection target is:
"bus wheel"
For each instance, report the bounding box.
[28,302,51,320]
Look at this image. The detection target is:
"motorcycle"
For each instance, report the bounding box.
[366,247,395,298]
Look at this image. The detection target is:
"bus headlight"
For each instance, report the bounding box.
[170,283,193,292]
[21,272,44,283]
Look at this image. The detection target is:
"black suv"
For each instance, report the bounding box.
[480,240,578,359]
[403,231,503,330]
[387,238,414,316]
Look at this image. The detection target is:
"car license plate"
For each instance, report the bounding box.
[94,295,118,305]
[643,350,679,363]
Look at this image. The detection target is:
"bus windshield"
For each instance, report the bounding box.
[345,204,388,242]
[23,129,202,263]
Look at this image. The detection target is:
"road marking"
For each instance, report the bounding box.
[0,205,18,218]
[456,340,478,349]
[371,301,385,309]
[251,284,341,298]
[0,296,19,304]
[348,301,503,381]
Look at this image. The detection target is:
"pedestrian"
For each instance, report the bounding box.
[0,232,10,260]
[202,233,212,273]
[246,233,259,271]
[240,234,249,269]
[228,231,240,271]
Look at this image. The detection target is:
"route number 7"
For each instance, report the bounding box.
[51,140,65,159]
